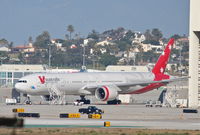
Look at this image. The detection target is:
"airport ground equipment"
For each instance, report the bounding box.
[155,101,162,107]
[88,114,102,119]
[79,106,104,114]
[107,99,121,105]
[5,98,17,105]
[12,108,24,113]
[12,88,20,103]
[60,113,80,118]
[183,109,198,113]
[104,121,111,127]
[163,89,178,107]
[47,84,65,105]
[145,100,153,107]
[18,113,40,118]
[0,117,23,127]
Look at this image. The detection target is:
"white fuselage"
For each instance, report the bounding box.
[15,72,155,95]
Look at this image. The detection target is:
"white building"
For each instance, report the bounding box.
[96,40,114,46]
[188,0,200,107]
[140,43,152,52]
[13,44,35,53]
[133,32,146,43]
[0,64,45,71]
[0,46,10,52]
[151,45,163,53]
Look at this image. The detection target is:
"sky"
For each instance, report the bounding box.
[0,0,189,45]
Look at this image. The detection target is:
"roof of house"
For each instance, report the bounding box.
[13,45,33,49]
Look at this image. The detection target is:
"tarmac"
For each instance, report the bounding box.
[0,80,197,130]
[0,104,199,130]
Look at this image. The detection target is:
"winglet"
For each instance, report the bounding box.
[152,38,175,75]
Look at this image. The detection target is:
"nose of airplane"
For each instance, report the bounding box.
[15,83,26,93]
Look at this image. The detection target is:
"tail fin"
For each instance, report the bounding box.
[152,38,174,75]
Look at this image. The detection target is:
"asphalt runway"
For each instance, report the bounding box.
[0,104,199,130]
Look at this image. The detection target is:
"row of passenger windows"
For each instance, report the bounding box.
[17,80,27,83]
[71,80,122,83]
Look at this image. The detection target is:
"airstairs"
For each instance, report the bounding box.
[163,83,179,107]
[47,84,66,105]
[163,89,178,107]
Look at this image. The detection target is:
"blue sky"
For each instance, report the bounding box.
[0,0,189,45]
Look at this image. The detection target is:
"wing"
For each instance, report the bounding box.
[78,76,189,95]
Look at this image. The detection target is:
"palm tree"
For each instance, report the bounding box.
[67,25,74,40]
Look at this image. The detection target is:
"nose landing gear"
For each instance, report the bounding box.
[23,94,32,105]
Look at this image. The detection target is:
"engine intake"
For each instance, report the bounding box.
[95,85,118,101]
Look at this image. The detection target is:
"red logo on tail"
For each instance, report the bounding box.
[152,38,174,75]
[38,76,45,84]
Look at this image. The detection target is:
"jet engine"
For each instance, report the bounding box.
[95,85,119,101]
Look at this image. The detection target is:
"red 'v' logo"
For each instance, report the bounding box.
[38,76,45,84]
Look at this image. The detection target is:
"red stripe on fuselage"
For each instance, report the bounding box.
[102,86,109,101]
[129,73,170,94]
[129,83,164,94]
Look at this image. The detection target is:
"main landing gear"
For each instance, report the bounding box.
[23,94,32,105]
[107,99,121,105]
[76,95,91,104]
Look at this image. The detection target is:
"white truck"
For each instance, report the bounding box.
[5,98,17,105]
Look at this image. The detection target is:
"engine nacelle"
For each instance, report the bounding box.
[95,85,119,101]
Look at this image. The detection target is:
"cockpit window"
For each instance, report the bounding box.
[18,80,27,83]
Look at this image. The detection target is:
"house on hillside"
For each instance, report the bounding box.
[175,37,189,49]
[96,40,115,46]
[151,45,163,53]
[12,43,35,53]
[0,46,10,52]
[139,43,152,52]
[133,32,146,44]
[51,39,66,51]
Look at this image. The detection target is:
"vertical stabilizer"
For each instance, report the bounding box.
[152,38,174,75]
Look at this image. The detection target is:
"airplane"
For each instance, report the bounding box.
[15,38,184,104]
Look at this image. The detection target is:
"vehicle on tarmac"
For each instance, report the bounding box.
[145,100,153,107]
[155,101,162,107]
[79,106,104,114]
[5,98,17,105]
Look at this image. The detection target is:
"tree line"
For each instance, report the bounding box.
[0,25,188,71]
